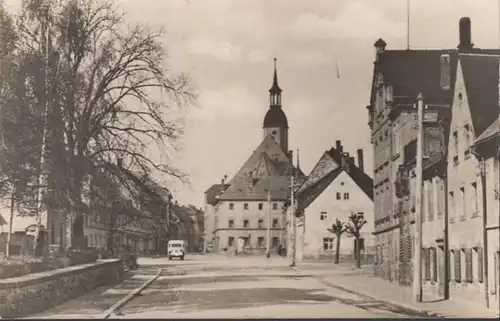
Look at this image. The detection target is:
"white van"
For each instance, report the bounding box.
[167,240,187,260]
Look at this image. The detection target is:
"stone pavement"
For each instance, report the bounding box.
[294,263,500,318]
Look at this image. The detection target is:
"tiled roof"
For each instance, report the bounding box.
[297,169,342,211]
[0,213,7,225]
[205,184,229,206]
[218,135,304,201]
[459,54,500,136]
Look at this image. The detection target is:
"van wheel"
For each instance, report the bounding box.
[180,256,185,260]
[168,256,172,260]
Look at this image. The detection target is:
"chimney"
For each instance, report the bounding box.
[348,156,355,169]
[335,140,343,154]
[357,149,364,171]
[287,150,293,164]
[341,152,350,170]
[374,38,387,62]
[458,17,473,51]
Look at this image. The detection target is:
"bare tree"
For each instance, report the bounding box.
[346,212,367,269]
[327,218,348,264]
[16,0,193,249]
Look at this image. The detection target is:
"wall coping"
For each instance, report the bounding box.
[0,259,121,289]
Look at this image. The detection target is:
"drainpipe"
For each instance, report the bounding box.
[443,161,450,300]
[471,150,489,309]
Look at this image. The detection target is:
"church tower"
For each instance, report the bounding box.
[263,58,289,152]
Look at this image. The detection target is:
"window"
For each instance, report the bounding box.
[272,219,279,228]
[258,203,263,210]
[464,124,471,156]
[229,203,234,210]
[323,237,334,251]
[459,187,465,219]
[273,203,278,210]
[344,193,350,200]
[228,219,234,228]
[272,237,279,247]
[320,212,327,221]
[471,182,478,216]
[243,220,249,228]
[393,132,401,154]
[449,191,455,221]
[257,237,265,247]
[244,203,249,210]
[452,130,458,162]
[258,219,264,228]
[336,192,341,200]
[228,237,235,246]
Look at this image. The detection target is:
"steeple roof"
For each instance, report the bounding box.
[269,58,282,94]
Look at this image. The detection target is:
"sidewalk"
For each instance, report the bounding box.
[295,264,499,318]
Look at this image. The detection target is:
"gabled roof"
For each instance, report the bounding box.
[218,135,305,201]
[296,145,374,212]
[205,184,229,206]
[459,54,500,136]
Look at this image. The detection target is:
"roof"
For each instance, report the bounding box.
[0,213,7,225]
[218,135,305,201]
[475,117,499,145]
[459,54,500,136]
[296,146,373,211]
[263,106,288,129]
[205,184,229,205]
[269,58,282,94]
[373,47,500,107]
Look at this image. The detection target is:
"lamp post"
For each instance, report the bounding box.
[289,174,296,267]
[265,187,271,258]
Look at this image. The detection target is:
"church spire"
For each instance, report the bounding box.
[269,58,282,106]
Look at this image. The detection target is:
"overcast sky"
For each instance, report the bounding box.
[5,0,500,207]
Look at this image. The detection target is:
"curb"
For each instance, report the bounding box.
[290,266,443,318]
[101,268,163,319]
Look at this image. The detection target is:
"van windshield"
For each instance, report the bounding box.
[170,244,182,248]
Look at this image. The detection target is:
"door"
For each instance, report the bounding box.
[438,245,445,298]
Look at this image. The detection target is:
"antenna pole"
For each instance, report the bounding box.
[407,0,410,50]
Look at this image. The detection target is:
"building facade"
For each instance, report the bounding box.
[296,141,374,261]
[447,53,500,306]
[472,117,500,309]
[205,60,305,254]
[367,18,500,294]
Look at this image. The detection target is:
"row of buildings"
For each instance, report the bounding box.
[204,16,498,311]
[368,17,499,309]
[204,61,376,259]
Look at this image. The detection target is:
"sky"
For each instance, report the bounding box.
[4,0,500,208]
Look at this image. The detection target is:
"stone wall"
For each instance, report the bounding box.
[0,259,124,318]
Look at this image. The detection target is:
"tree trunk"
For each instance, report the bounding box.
[335,233,341,264]
[6,190,15,258]
[356,237,361,269]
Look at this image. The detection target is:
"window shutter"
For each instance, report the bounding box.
[466,249,473,283]
[424,248,431,281]
[448,250,452,282]
[455,250,461,282]
[478,247,484,283]
[432,248,438,282]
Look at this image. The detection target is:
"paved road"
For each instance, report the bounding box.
[33,254,433,319]
[111,255,429,318]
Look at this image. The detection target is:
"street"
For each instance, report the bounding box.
[33,254,434,319]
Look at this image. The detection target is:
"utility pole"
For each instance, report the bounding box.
[34,4,51,255]
[413,93,424,303]
[266,188,271,258]
[289,174,296,267]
